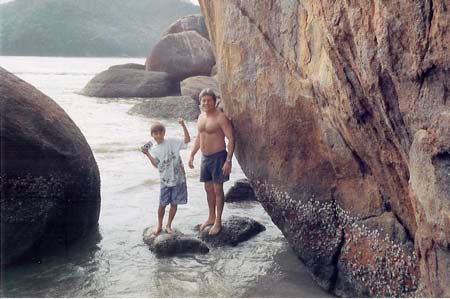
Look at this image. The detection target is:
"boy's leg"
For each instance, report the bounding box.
[209,182,225,235]
[166,204,177,233]
[200,181,216,231]
[153,205,165,235]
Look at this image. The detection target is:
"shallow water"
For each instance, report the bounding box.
[0,56,330,297]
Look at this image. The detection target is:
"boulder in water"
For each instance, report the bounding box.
[162,14,209,40]
[143,228,209,257]
[0,67,101,265]
[108,63,145,71]
[180,75,220,103]
[224,179,257,202]
[81,69,177,98]
[147,31,215,81]
[198,215,265,247]
[128,96,201,121]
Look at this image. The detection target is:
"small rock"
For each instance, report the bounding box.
[143,228,209,257]
[225,178,257,202]
[198,215,265,247]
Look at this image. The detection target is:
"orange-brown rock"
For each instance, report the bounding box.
[199,0,449,297]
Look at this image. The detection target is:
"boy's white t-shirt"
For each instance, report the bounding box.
[150,137,187,187]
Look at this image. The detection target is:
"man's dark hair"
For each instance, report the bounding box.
[199,88,217,102]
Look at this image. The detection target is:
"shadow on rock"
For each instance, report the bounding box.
[143,228,209,257]
[197,215,265,247]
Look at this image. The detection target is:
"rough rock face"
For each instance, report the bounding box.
[199,0,449,297]
[180,75,220,103]
[128,96,201,120]
[81,69,177,98]
[162,14,209,40]
[0,67,101,265]
[146,31,215,80]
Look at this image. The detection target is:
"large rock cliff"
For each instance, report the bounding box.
[199,0,449,297]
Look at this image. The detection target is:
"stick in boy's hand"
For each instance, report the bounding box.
[177,117,185,125]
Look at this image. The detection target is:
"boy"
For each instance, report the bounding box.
[141,118,190,235]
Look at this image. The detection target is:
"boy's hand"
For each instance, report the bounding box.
[177,117,185,126]
[140,146,149,154]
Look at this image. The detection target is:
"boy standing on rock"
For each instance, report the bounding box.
[141,118,190,236]
[189,88,235,235]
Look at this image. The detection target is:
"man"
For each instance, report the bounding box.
[189,88,235,235]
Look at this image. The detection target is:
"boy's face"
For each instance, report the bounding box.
[200,95,216,112]
[151,130,165,144]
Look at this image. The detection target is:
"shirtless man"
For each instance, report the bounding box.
[189,88,235,235]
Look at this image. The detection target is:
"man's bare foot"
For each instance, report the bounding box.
[208,223,222,235]
[152,227,162,236]
[166,226,174,234]
[199,219,215,232]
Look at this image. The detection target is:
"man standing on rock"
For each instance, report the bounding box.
[189,88,235,235]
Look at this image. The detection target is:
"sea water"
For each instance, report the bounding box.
[0,56,330,298]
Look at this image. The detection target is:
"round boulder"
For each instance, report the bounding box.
[162,14,209,40]
[224,179,257,202]
[81,69,178,98]
[108,63,145,70]
[143,228,209,257]
[197,215,266,247]
[147,31,215,81]
[181,75,220,103]
[128,96,201,121]
[0,67,101,265]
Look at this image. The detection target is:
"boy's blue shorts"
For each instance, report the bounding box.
[159,181,187,207]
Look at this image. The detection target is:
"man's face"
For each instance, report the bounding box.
[200,95,216,112]
[151,130,165,144]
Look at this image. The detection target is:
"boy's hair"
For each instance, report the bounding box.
[199,88,217,102]
[150,122,165,134]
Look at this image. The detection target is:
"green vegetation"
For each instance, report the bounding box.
[0,0,199,57]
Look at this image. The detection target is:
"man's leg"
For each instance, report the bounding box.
[209,182,224,235]
[153,205,165,235]
[200,181,216,231]
[166,204,177,234]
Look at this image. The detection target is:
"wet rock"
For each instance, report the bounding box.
[143,228,209,257]
[146,31,215,81]
[198,215,265,247]
[224,179,257,202]
[200,0,449,296]
[81,69,177,98]
[162,14,209,40]
[128,96,200,120]
[108,63,145,70]
[180,75,220,103]
[0,67,101,265]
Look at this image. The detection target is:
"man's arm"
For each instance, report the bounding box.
[220,114,235,175]
[188,134,200,169]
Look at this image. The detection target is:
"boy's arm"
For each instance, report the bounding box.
[178,118,190,144]
[141,148,158,168]
[188,134,200,169]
